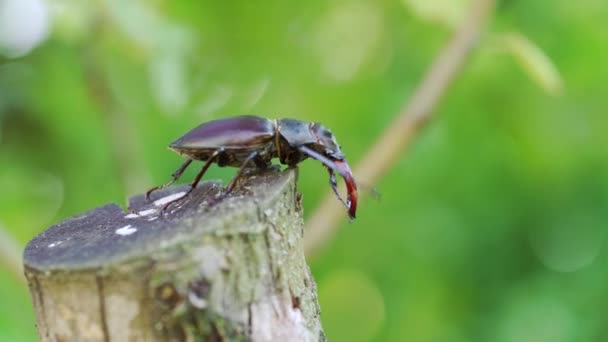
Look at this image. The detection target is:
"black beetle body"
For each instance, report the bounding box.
[147,115,357,218]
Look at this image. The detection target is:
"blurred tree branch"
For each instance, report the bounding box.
[79,14,151,197]
[304,0,497,257]
[0,226,25,284]
[83,49,151,197]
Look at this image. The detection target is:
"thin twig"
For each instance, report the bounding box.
[0,226,26,284]
[304,0,497,257]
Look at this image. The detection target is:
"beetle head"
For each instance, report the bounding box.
[310,123,345,160]
[278,119,358,218]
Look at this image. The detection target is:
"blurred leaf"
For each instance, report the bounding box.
[0,62,33,114]
[0,271,38,341]
[0,164,64,237]
[0,223,23,282]
[104,0,195,114]
[313,1,388,82]
[500,32,564,96]
[47,0,97,43]
[401,0,470,28]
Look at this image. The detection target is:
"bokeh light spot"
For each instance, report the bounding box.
[0,167,64,236]
[314,1,385,82]
[529,213,605,272]
[318,269,385,341]
[150,53,189,114]
[0,0,49,58]
[404,206,470,264]
[497,294,577,342]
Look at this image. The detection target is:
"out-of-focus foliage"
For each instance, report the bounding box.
[1,0,607,341]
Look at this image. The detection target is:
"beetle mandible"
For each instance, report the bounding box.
[146,115,358,218]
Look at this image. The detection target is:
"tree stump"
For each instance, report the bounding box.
[23,168,325,341]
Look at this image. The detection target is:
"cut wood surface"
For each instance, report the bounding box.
[23,168,325,341]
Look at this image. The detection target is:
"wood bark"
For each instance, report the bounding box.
[23,168,325,341]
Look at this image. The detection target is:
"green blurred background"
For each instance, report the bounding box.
[1,0,607,341]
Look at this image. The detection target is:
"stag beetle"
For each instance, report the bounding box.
[146,115,358,218]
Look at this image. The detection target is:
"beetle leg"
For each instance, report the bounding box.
[146,159,193,200]
[161,151,220,213]
[219,151,260,199]
[327,167,349,209]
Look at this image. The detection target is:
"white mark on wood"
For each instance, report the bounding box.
[48,241,62,248]
[188,291,208,309]
[124,208,157,219]
[106,294,140,341]
[115,225,137,236]
[250,293,313,341]
[153,192,186,206]
[192,245,227,278]
[147,217,158,221]
[138,208,156,216]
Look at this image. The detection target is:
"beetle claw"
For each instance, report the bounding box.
[298,146,358,219]
[333,160,357,219]
[145,186,162,201]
